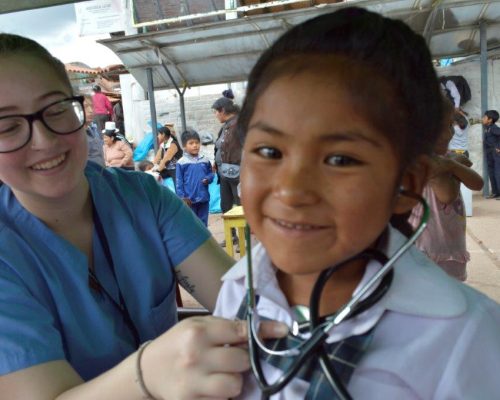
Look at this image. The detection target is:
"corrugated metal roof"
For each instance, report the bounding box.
[99,0,500,91]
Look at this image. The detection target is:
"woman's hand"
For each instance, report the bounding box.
[142,316,287,399]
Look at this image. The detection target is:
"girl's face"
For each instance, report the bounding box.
[241,70,413,277]
[0,54,88,203]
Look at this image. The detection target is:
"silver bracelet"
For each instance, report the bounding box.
[135,340,158,400]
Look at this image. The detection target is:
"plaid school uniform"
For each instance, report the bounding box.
[237,298,376,399]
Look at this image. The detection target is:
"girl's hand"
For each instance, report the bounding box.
[202,178,209,185]
[141,316,287,399]
[182,198,192,207]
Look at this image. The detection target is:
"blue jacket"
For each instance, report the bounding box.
[484,123,500,151]
[176,153,214,203]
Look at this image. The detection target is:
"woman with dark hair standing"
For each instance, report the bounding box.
[212,97,242,246]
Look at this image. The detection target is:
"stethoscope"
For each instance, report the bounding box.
[244,190,429,399]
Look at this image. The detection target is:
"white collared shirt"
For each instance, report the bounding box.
[214,227,500,399]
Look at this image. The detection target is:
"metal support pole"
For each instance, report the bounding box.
[179,89,187,134]
[480,20,489,197]
[161,63,187,134]
[146,67,159,153]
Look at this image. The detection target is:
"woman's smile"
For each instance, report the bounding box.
[30,152,67,171]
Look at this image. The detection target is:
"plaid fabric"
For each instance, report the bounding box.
[237,297,375,399]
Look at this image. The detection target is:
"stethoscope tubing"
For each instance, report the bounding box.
[246,191,429,398]
[248,251,392,398]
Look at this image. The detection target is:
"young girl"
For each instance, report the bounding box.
[214,7,500,399]
[0,33,285,399]
[409,101,483,281]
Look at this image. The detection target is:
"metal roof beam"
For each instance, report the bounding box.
[113,27,283,55]
[127,49,263,70]
[428,19,500,35]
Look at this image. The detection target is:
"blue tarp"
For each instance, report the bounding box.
[133,121,163,161]
[133,133,154,161]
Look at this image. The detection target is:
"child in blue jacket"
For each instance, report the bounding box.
[176,129,214,226]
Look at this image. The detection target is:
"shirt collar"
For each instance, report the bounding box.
[221,226,466,318]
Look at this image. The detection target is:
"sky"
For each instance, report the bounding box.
[0,4,121,68]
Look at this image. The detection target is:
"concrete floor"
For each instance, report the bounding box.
[181,193,500,307]
[463,194,500,302]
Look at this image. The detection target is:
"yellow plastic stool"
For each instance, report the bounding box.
[222,206,246,258]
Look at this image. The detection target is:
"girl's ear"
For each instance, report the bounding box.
[392,155,430,214]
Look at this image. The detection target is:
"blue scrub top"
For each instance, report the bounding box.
[0,162,211,379]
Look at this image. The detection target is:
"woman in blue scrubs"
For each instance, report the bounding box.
[0,34,285,399]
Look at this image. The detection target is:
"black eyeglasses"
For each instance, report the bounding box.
[0,96,86,153]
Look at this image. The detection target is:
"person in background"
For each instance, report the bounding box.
[112,99,125,136]
[137,160,162,183]
[448,111,469,158]
[214,7,500,398]
[482,109,500,199]
[83,95,105,167]
[86,121,105,166]
[102,123,134,170]
[153,126,183,187]
[212,96,242,247]
[0,33,285,399]
[409,99,483,281]
[176,129,214,226]
[91,85,113,132]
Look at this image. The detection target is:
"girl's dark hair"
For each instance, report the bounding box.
[0,33,72,92]
[238,7,443,167]
[158,126,172,138]
[180,128,201,147]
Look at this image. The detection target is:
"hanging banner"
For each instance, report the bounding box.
[75,0,125,36]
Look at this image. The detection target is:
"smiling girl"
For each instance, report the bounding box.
[214,7,500,399]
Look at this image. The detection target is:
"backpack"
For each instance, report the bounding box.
[440,75,471,106]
